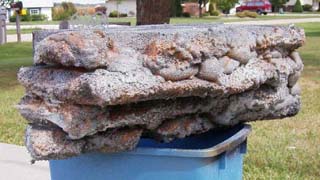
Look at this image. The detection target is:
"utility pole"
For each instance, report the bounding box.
[0,7,7,45]
[10,1,23,43]
[16,13,21,42]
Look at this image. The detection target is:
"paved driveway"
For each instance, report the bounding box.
[0,143,50,180]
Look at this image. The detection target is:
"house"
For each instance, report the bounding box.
[182,2,206,16]
[7,0,107,22]
[53,0,105,6]
[285,0,319,11]
[105,0,136,16]
[8,0,54,21]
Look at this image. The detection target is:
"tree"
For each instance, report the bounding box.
[136,0,171,25]
[293,0,303,12]
[270,0,287,12]
[209,0,218,11]
[171,0,183,17]
[217,0,238,14]
[0,0,12,7]
[209,2,214,13]
[198,0,208,17]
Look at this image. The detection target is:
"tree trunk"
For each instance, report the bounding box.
[199,3,202,18]
[136,0,171,25]
[198,0,207,18]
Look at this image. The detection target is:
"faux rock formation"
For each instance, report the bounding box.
[18,24,305,160]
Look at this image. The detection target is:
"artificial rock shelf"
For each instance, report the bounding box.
[17,24,305,160]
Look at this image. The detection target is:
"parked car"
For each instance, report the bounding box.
[236,1,272,15]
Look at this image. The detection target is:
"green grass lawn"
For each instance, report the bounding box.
[6,28,42,35]
[0,22,319,179]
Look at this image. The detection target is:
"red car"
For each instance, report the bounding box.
[236,0,272,15]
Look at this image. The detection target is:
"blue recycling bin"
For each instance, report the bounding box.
[49,124,251,180]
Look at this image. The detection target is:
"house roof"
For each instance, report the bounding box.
[53,0,106,5]
[22,0,54,8]
[21,0,124,8]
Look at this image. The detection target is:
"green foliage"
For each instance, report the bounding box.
[209,2,220,16]
[182,12,191,17]
[61,2,77,14]
[9,12,47,22]
[245,11,258,18]
[210,10,220,16]
[202,12,210,16]
[303,4,312,11]
[236,11,258,18]
[217,0,238,12]
[270,0,287,11]
[171,0,183,17]
[31,14,48,21]
[236,11,246,18]
[120,13,128,17]
[109,10,119,17]
[209,2,214,13]
[293,0,303,12]
[52,2,77,21]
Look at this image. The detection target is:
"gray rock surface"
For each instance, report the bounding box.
[19,24,305,160]
[26,125,143,160]
[18,95,226,139]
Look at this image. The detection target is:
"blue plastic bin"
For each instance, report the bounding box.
[49,124,251,180]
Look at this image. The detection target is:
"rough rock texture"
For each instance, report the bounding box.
[26,126,143,160]
[18,95,226,139]
[26,115,217,160]
[19,24,305,160]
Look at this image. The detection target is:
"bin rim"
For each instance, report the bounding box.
[125,124,251,158]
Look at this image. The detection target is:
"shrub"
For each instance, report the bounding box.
[210,10,220,16]
[77,7,96,16]
[31,14,48,21]
[9,12,32,22]
[109,10,119,17]
[236,11,246,18]
[244,11,258,18]
[120,13,128,17]
[9,15,15,22]
[202,12,210,17]
[236,11,258,18]
[52,7,69,21]
[171,0,183,17]
[293,0,303,12]
[303,4,312,11]
[61,2,77,15]
[209,3,214,14]
[182,12,191,17]
[52,2,77,21]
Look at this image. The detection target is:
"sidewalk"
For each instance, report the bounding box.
[6,24,59,30]
[6,34,32,42]
[0,143,50,180]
